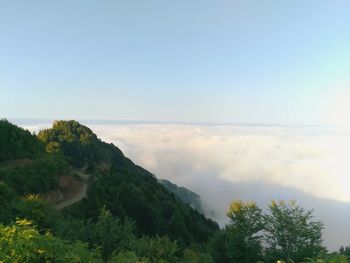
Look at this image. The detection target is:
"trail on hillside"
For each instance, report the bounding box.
[54,170,90,210]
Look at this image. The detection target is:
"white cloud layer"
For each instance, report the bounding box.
[91,124,350,202]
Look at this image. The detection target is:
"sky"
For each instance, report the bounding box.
[1,0,349,125]
[2,1,350,249]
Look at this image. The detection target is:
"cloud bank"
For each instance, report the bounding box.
[90,124,350,201]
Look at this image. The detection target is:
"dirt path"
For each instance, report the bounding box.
[54,170,90,210]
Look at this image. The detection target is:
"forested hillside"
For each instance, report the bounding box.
[0,120,68,194]
[159,179,203,213]
[0,119,43,161]
[0,120,219,262]
[38,120,218,246]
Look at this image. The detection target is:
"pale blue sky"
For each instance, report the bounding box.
[1,0,349,125]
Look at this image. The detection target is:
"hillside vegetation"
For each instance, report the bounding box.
[0,120,68,194]
[0,119,43,161]
[38,120,218,245]
[0,120,218,262]
[159,179,203,212]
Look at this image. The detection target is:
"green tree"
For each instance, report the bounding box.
[0,119,44,162]
[306,255,349,263]
[110,251,144,263]
[340,246,350,258]
[92,208,135,261]
[210,200,264,263]
[130,235,179,263]
[181,248,214,263]
[264,200,326,262]
[226,200,264,262]
[0,219,102,263]
[56,208,135,262]
[0,182,17,224]
[14,194,60,231]
[209,229,231,263]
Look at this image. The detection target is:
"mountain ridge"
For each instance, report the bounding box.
[159,179,203,213]
[0,120,219,244]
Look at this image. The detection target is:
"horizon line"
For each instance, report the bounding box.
[5,117,336,129]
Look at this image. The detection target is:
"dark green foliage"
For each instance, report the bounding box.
[110,251,142,263]
[0,119,44,161]
[264,200,326,262]
[159,179,203,212]
[56,208,136,261]
[0,120,69,195]
[226,201,264,262]
[306,255,350,263]
[181,248,214,263]
[209,200,326,263]
[0,185,60,231]
[14,195,61,231]
[0,182,17,224]
[0,155,68,194]
[51,207,215,263]
[73,169,218,246]
[130,235,180,262]
[92,208,135,261]
[209,229,231,263]
[209,201,264,263]
[340,246,350,258]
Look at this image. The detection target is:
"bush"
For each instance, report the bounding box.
[0,219,102,263]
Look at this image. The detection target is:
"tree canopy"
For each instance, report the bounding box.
[0,119,44,161]
[264,200,326,262]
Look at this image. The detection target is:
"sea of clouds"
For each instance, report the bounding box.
[21,122,350,250]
